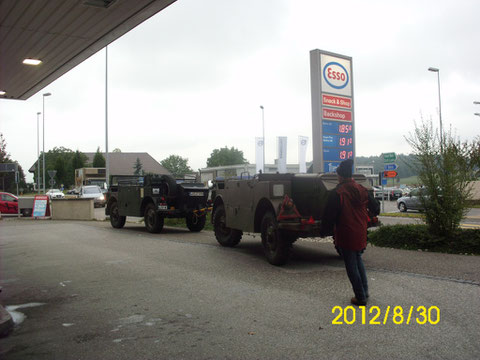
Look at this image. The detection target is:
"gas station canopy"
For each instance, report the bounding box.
[0,0,176,100]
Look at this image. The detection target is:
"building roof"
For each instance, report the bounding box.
[0,0,176,100]
[29,152,171,176]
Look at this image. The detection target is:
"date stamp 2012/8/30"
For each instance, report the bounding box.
[332,306,440,325]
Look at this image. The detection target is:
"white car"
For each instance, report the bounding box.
[79,185,106,207]
[46,189,65,199]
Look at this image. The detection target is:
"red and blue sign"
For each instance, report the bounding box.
[310,50,354,173]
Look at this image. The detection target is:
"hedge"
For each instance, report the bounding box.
[368,224,480,255]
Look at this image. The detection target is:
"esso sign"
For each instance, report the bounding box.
[323,62,349,89]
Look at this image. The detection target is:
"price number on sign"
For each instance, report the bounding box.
[339,137,353,147]
[339,124,352,134]
[339,151,353,160]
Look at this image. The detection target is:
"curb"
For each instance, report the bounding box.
[0,304,14,338]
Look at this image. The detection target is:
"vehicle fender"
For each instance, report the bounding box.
[253,198,278,233]
[105,195,118,215]
[212,195,224,214]
[140,197,155,215]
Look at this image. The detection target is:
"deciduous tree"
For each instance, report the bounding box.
[406,120,476,237]
[206,146,248,167]
[161,155,193,178]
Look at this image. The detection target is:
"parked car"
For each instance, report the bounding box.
[388,188,403,200]
[0,192,18,214]
[374,187,403,200]
[46,189,65,199]
[66,188,79,195]
[397,188,426,212]
[79,185,106,207]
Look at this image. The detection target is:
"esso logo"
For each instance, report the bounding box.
[323,62,349,89]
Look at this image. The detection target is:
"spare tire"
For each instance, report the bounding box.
[160,175,177,198]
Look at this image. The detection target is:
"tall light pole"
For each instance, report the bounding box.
[42,92,51,193]
[36,111,41,194]
[474,101,480,117]
[260,105,265,173]
[428,67,443,151]
[105,45,109,188]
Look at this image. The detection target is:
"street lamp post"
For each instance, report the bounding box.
[475,101,480,117]
[105,45,109,189]
[428,67,443,151]
[42,92,51,193]
[260,105,265,173]
[36,111,41,194]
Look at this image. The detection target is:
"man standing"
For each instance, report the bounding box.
[321,159,380,306]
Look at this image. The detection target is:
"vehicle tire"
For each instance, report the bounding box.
[260,211,290,266]
[144,203,164,233]
[186,212,206,232]
[161,175,177,198]
[21,208,32,217]
[398,202,407,212]
[110,201,126,229]
[213,204,242,247]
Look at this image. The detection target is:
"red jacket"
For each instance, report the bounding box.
[321,179,374,251]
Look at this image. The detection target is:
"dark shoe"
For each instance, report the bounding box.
[351,297,367,306]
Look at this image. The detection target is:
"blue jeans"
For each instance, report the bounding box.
[338,247,368,301]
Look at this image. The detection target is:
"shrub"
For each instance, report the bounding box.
[368,224,480,255]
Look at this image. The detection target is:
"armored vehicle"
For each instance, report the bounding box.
[106,174,210,233]
[211,173,375,265]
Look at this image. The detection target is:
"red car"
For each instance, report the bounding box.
[0,192,18,214]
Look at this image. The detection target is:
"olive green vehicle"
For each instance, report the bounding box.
[106,174,210,233]
[211,173,373,266]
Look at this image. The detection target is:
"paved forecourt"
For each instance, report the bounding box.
[0,219,479,360]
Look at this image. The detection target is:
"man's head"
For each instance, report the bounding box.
[336,159,353,179]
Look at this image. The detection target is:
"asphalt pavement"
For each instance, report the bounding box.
[0,218,479,360]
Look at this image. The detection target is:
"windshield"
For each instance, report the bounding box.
[84,187,101,194]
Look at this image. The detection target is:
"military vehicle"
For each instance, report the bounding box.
[105,174,210,233]
[211,173,376,265]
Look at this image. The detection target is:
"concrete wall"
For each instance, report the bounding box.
[469,181,480,200]
[51,198,94,220]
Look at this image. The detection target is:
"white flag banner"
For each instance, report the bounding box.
[277,136,287,173]
[298,136,309,173]
[255,137,264,173]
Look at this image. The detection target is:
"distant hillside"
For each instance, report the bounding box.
[356,153,418,179]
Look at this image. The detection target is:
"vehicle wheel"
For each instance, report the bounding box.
[21,208,32,217]
[260,211,290,266]
[110,201,126,229]
[398,202,407,212]
[144,203,164,233]
[186,212,206,232]
[213,204,242,247]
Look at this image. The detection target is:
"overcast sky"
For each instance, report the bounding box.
[1,0,480,182]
